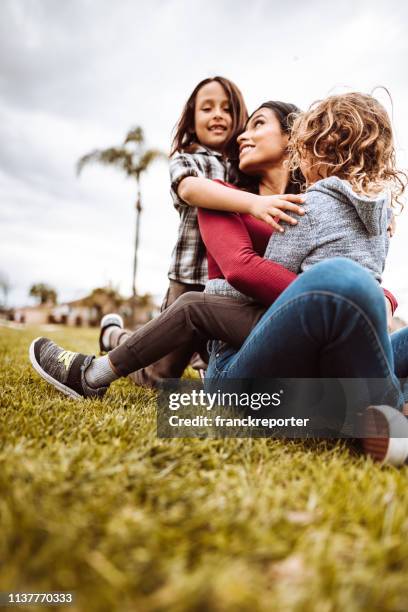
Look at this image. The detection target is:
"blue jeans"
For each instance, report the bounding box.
[206,258,407,411]
[392,328,408,402]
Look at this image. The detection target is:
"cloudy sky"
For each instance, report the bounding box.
[1,0,408,317]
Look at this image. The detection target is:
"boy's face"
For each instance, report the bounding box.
[194,81,233,152]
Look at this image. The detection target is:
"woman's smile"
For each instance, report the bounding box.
[239,144,255,157]
[237,107,289,174]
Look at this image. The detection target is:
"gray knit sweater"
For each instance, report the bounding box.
[205,176,390,302]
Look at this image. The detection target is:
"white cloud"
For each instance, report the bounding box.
[0,0,407,319]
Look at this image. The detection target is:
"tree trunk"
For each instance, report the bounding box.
[132,178,142,297]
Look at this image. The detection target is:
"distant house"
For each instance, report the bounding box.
[7,298,408,332]
[13,303,54,326]
[49,300,99,327]
[11,292,159,328]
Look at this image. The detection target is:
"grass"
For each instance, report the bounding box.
[1,325,408,611]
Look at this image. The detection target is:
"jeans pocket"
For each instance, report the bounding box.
[211,341,236,375]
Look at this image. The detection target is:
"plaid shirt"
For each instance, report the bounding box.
[168,146,237,285]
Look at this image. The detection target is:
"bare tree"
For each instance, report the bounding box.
[0,272,11,308]
[77,127,166,296]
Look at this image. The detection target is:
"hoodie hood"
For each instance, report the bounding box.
[306,176,390,236]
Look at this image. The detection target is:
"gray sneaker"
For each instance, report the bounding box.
[362,405,408,466]
[29,337,107,400]
[99,313,124,353]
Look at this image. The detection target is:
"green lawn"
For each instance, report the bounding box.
[1,325,408,611]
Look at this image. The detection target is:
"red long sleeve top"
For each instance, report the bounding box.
[197,181,398,313]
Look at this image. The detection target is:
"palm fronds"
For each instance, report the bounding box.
[76,126,166,297]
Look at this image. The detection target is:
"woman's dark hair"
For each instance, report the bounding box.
[238,100,305,194]
[170,76,248,159]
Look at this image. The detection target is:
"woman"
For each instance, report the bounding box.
[30,99,408,464]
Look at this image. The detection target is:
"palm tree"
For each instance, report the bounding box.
[77,127,166,297]
[29,283,57,305]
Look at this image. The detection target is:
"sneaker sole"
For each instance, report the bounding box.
[29,337,83,400]
[362,405,408,465]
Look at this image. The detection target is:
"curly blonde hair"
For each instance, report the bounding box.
[288,92,407,208]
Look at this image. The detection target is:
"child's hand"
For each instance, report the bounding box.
[387,213,396,237]
[250,194,305,233]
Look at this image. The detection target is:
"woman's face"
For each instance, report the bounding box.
[237,107,289,174]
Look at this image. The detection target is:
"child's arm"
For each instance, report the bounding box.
[199,207,399,315]
[263,206,315,273]
[177,176,305,231]
[263,202,399,319]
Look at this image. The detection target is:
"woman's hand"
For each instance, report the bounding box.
[249,194,305,233]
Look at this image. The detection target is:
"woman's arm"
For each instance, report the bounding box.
[384,289,398,315]
[178,176,305,230]
[198,208,297,305]
[199,207,399,313]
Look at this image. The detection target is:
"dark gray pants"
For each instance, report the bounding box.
[110,280,204,387]
[109,291,265,379]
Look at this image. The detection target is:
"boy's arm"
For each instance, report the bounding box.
[263,208,316,273]
[178,176,257,213]
[264,204,399,317]
[177,176,305,229]
[198,208,297,305]
[199,207,398,315]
